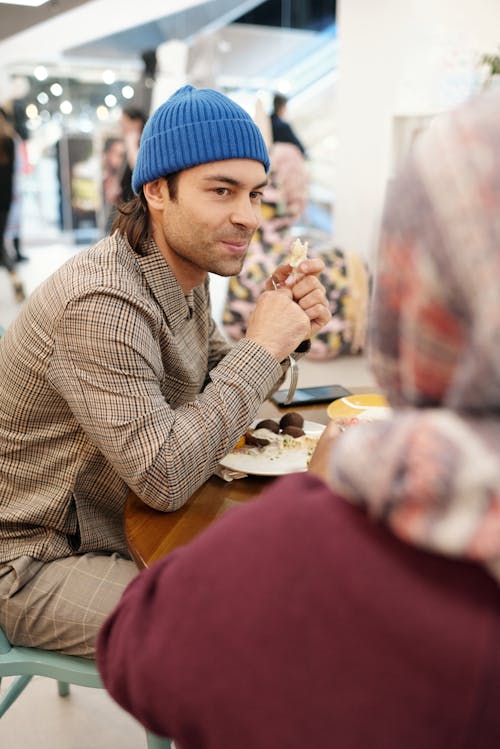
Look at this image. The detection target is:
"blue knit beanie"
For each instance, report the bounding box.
[132,85,270,194]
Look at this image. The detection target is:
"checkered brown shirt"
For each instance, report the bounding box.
[0,233,283,563]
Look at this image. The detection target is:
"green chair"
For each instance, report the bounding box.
[0,625,171,748]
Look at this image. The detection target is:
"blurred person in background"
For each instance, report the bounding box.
[119,106,148,203]
[0,85,330,659]
[101,135,126,233]
[223,140,368,359]
[5,117,28,264]
[96,88,500,749]
[271,93,306,156]
[0,107,24,302]
[104,107,148,232]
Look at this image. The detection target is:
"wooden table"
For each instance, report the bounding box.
[125,400,331,569]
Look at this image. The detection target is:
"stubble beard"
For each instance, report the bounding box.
[209,251,248,278]
[163,218,254,278]
[191,233,253,277]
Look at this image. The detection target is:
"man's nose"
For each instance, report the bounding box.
[230,199,261,230]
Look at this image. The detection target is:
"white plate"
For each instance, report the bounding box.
[219,420,325,477]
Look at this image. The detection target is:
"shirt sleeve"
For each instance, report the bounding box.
[47,288,284,511]
[206,313,233,372]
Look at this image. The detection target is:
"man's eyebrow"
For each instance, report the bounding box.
[202,175,268,190]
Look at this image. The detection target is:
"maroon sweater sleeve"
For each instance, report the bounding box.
[96,473,500,749]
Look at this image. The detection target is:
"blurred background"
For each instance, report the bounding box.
[0,0,500,320]
[0,0,335,249]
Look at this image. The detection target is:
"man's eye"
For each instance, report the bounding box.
[250,191,263,201]
[214,187,230,196]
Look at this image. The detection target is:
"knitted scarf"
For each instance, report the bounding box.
[329,89,500,582]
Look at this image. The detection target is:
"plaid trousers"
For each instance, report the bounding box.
[0,552,137,658]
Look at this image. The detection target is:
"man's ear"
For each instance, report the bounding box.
[143,179,167,210]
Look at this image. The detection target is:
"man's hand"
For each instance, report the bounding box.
[245,287,311,362]
[266,258,331,337]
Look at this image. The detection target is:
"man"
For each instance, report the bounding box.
[271,93,306,156]
[0,85,330,657]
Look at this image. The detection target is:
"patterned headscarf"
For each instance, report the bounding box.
[329,89,500,582]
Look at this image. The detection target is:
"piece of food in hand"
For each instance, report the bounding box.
[288,238,309,279]
[255,418,280,433]
[279,412,304,431]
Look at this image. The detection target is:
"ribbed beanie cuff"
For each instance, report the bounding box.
[132,85,270,194]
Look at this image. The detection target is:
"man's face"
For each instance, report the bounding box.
[106,141,125,170]
[154,159,267,283]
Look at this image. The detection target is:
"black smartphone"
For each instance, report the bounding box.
[270,384,352,407]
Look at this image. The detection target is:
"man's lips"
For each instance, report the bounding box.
[220,238,250,254]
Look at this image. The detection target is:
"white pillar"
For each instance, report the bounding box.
[333,0,500,265]
[150,40,189,115]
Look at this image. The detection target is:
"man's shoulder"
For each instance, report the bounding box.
[68,233,140,283]
[34,233,144,312]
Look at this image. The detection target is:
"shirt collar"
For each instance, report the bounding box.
[135,238,195,333]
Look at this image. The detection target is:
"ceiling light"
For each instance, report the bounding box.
[102,70,116,85]
[96,105,109,121]
[276,79,291,94]
[34,65,48,81]
[1,0,51,5]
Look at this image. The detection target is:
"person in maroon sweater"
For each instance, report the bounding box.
[96,474,500,748]
[96,89,500,747]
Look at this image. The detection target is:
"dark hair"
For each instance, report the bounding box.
[165,172,180,201]
[122,107,148,127]
[112,172,180,253]
[273,94,287,115]
[103,136,122,152]
[112,193,150,252]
